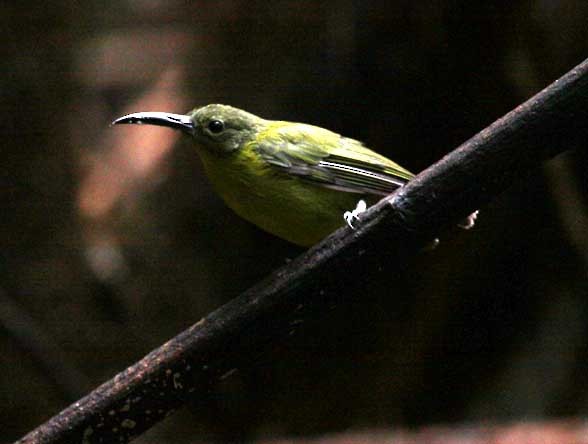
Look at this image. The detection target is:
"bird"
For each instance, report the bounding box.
[113,104,475,247]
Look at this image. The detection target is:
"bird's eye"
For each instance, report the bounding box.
[207,119,224,134]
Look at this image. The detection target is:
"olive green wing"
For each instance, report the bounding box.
[253,123,414,196]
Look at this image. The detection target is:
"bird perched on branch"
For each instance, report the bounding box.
[113,104,476,246]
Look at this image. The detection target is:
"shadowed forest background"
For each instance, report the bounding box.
[3,1,588,443]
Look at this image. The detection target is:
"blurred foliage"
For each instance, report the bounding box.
[2,1,588,443]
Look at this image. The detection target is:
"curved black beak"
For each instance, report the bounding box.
[112,112,195,135]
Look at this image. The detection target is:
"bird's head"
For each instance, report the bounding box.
[113,104,264,155]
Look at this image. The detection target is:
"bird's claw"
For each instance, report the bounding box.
[343,200,367,229]
[459,210,479,230]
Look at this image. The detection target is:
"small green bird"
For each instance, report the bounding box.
[113,105,473,247]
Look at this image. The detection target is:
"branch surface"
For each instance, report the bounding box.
[17,58,588,444]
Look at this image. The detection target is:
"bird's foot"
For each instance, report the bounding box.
[459,210,479,230]
[343,200,367,229]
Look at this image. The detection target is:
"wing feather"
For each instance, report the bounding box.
[254,123,414,196]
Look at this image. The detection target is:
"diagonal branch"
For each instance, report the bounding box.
[17,57,588,444]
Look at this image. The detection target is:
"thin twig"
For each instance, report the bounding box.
[16,57,588,444]
[0,289,90,401]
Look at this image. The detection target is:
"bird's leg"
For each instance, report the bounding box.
[343,199,367,229]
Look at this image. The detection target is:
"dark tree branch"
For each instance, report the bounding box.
[17,58,588,444]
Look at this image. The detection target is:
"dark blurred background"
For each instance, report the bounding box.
[2,1,588,443]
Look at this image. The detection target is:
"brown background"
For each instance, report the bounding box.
[2,2,588,443]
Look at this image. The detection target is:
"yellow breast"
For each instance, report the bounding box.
[197,145,358,246]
